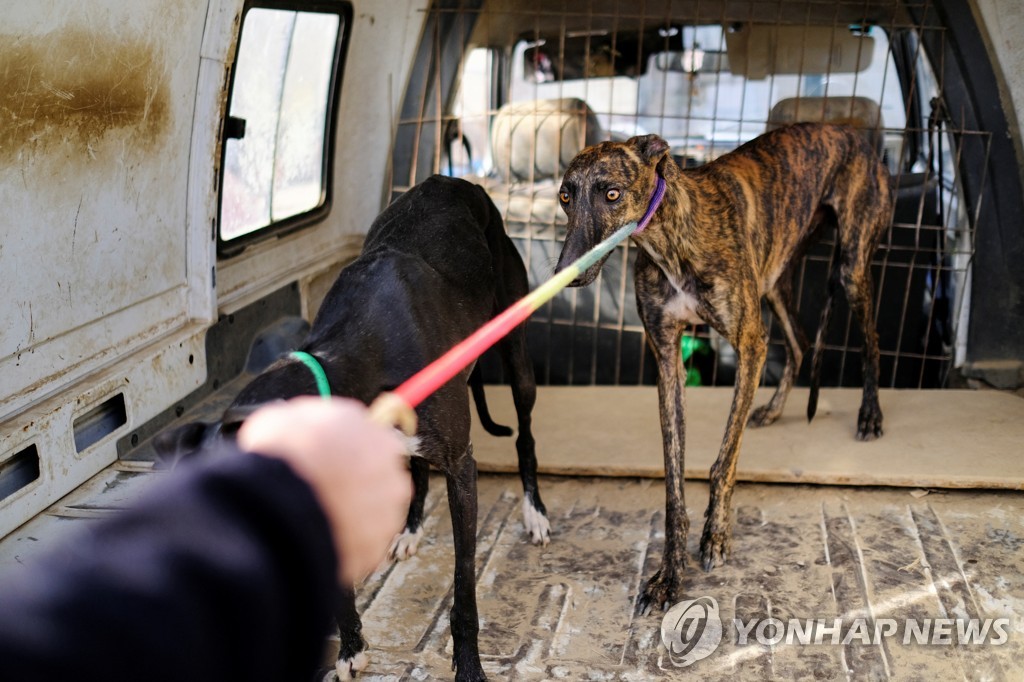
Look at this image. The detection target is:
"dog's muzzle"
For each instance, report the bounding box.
[554,249,607,287]
[554,224,601,286]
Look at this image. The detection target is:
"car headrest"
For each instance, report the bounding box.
[767,96,884,153]
[490,98,603,182]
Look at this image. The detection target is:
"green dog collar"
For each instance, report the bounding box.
[289,351,331,398]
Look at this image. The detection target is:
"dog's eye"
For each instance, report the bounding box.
[558,191,570,204]
[606,189,621,202]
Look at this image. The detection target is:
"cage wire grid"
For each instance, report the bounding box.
[391,0,987,390]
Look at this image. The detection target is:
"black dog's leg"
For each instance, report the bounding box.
[701,318,767,570]
[499,326,549,545]
[389,456,430,561]
[333,583,368,680]
[446,450,485,681]
[749,273,808,427]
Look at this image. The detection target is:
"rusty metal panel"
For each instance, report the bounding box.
[0,0,227,535]
[0,1,214,416]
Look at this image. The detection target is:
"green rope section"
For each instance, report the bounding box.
[289,351,331,398]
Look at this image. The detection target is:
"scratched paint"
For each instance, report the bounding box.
[0,29,169,163]
[0,6,209,419]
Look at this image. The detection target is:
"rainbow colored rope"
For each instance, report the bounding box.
[391,176,667,412]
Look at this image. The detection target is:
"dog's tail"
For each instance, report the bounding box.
[808,239,843,422]
[469,364,514,437]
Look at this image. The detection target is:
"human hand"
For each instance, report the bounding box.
[237,397,412,584]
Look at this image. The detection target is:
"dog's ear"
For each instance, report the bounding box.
[221,402,271,433]
[631,134,670,167]
[152,421,217,468]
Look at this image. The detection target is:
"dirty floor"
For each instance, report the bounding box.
[330,472,1023,681]
[1,467,1021,680]
[1,382,1022,681]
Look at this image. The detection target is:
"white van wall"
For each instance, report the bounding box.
[1,2,213,418]
[0,1,218,538]
[973,0,1024,176]
[0,0,429,538]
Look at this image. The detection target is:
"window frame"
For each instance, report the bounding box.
[217,0,353,258]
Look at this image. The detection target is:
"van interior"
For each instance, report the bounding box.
[2,0,1023,678]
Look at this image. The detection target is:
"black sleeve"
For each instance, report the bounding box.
[0,446,341,682]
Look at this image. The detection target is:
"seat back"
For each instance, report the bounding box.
[767,95,884,153]
[490,97,603,182]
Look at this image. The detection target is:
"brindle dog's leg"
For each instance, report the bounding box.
[840,253,883,440]
[634,259,689,615]
[749,273,808,427]
[835,178,885,440]
[701,302,768,570]
[446,449,485,681]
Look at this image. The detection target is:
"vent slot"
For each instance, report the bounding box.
[74,393,128,452]
[0,445,41,502]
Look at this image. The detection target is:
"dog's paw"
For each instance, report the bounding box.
[521,497,551,546]
[635,566,685,616]
[387,527,424,562]
[699,527,731,572]
[856,404,883,441]
[331,651,369,681]
[747,404,781,428]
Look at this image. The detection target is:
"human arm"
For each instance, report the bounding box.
[0,397,411,682]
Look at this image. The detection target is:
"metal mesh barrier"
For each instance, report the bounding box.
[391,0,987,389]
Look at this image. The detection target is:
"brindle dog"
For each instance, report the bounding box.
[554,122,891,613]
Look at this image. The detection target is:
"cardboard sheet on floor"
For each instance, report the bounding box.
[470,387,1024,489]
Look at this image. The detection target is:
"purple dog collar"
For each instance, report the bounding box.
[633,175,667,234]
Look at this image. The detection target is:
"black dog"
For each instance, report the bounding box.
[155,176,548,681]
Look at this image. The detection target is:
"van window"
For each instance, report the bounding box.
[450,47,496,178]
[219,3,351,252]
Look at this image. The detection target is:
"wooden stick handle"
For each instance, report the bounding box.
[367,392,417,436]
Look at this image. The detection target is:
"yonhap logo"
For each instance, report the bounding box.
[658,594,1011,669]
[660,596,723,666]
